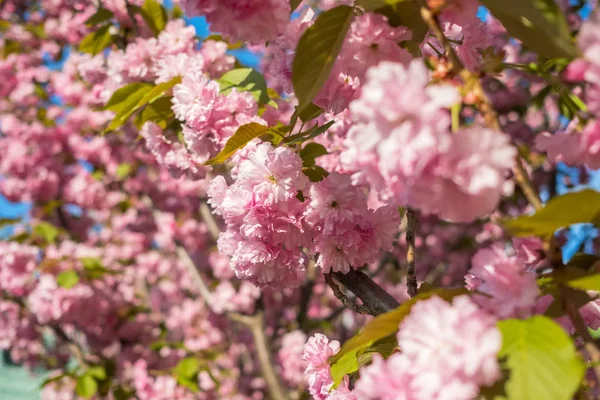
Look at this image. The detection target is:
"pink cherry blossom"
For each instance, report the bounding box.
[398,295,501,400]
[467,245,539,318]
[278,330,309,387]
[302,333,341,400]
[180,0,291,44]
[0,242,38,296]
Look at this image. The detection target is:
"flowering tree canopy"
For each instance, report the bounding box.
[1,0,600,399]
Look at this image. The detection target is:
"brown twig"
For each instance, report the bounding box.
[297,260,317,327]
[417,0,543,211]
[332,270,400,315]
[200,202,221,241]
[229,311,288,400]
[561,285,600,384]
[405,208,418,298]
[176,246,216,306]
[324,273,372,315]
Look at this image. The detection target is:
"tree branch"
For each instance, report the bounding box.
[176,245,288,400]
[229,311,288,400]
[324,273,372,315]
[405,208,418,298]
[297,260,317,327]
[200,202,221,241]
[332,270,400,316]
[561,285,600,384]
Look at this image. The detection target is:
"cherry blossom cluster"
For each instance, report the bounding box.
[536,12,600,169]
[208,143,399,287]
[303,296,502,400]
[342,60,515,222]
[2,0,600,399]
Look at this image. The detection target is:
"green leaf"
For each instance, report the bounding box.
[300,143,328,167]
[537,267,599,315]
[92,170,105,181]
[542,290,594,319]
[0,217,20,228]
[567,253,600,271]
[2,39,22,58]
[567,273,600,291]
[292,5,355,110]
[115,163,133,180]
[532,85,552,108]
[479,0,579,60]
[139,0,168,35]
[204,123,271,165]
[174,357,200,378]
[57,270,79,289]
[0,21,10,33]
[302,165,329,182]
[79,24,114,55]
[284,120,335,145]
[103,83,154,131]
[87,366,107,380]
[356,1,428,48]
[329,288,468,374]
[112,386,135,400]
[498,316,586,400]
[136,77,181,108]
[297,102,324,124]
[503,189,600,236]
[11,232,31,243]
[217,68,271,106]
[176,376,200,392]
[290,0,303,12]
[356,0,404,8]
[40,373,70,388]
[76,375,98,399]
[80,257,104,271]
[330,333,397,387]
[173,357,201,392]
[138,97,175,129]
[80,257,117,279]
[85,8,114,26]
[33,222,60,244]
[103,83,153,111]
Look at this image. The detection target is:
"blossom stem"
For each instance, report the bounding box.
[416,0,543,211]
[406,208,418,298]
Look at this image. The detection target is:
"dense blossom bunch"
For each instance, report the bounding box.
[208,143,310,287]
[353,295,501,400]
[264,11,412,113]
[180,0,291,44]
[342,60,516,222]
[2,0,600,399]
[466,244,539,318]
[302,333,341,400]
[305,172,399,273]
[172,70,266,166]
[0,242,38,296]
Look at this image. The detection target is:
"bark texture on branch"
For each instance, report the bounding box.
[406,209,418,298]
[333,270,400,316]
